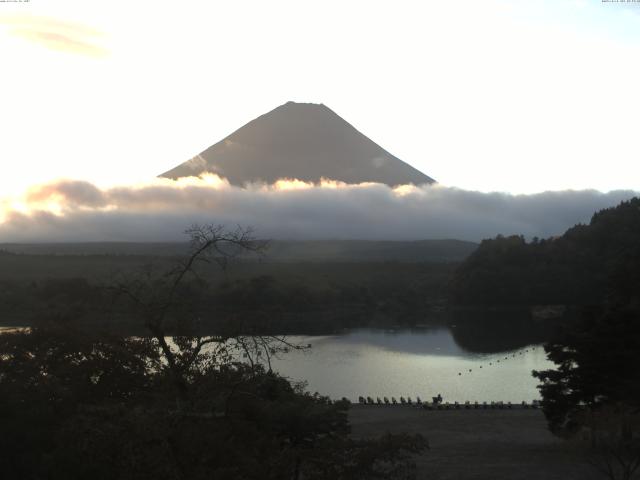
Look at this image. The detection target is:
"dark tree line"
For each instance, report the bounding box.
[0,225,426,480]
[526,201,640,479]
[0,261,451,334]
[450,198,640,307]
[448,198,640,477]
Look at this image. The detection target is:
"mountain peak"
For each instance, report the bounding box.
[282,101,326,108]
[161,102,435,187]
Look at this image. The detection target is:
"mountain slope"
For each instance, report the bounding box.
[160,102,434,186]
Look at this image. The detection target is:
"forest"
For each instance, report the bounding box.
[450,198,640,307]
[0,251,455,333]
[1,200,639,479]
[0,226,429,479]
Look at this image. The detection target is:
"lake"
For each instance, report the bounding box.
[0,325,553,403]
[270,328,553,403]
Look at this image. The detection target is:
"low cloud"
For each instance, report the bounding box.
[0,175,636,243]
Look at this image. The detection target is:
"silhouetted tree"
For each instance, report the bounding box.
[0,224,427,479]
[533,305,640,436]
[533,241,640,479]
[581,404,640,480]
[108,224,297,408]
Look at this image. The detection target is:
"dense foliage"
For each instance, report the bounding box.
[0,320,426,479]
[0,225,427,479]
[534,199,640,442]
[533,304,640,436]
[0,261,454,333]
[450,197,640,306]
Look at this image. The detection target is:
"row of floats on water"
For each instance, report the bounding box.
[457,347,537,376]
[356,396,542,410]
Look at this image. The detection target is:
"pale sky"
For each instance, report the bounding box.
[1,0,639,197]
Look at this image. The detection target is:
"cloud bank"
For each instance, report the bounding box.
[0,175,636,243]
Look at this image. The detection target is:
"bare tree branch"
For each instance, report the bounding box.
[107,223,304,411]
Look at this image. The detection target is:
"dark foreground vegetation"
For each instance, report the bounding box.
[532,222,640,479]
[2,199,639,479]
[0,226,427,479]
[0,324,426,479]
[451,198,640,479]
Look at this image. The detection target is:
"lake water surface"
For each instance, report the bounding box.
[0,326,552,403]
[270,328,553,403]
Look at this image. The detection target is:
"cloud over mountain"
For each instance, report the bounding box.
[0,175,635,243]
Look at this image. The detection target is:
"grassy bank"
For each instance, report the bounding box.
[349,405,597,480]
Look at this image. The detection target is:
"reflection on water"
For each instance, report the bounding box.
[0,325,552,402]
[270,328,553,402]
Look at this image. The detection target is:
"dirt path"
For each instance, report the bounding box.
[349,405,598,480]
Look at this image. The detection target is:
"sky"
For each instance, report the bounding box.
[1,0,639,195]
[0,0,639,242]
